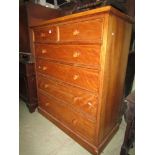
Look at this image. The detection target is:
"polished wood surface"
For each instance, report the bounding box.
[97,13,132,144]
[26,2,63,27]
[37,75,98,120]
[38,92,96,143]
[31,6,132,155]
[34,25,58,43]
[36,59,99,92]
[59,19,103,43]
[19,4,30,53]
[35,44,100,68]
[31,5,133,27]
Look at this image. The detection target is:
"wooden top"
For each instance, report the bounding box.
[31,5,133,28]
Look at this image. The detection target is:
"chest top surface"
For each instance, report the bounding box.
[31,5,133,28]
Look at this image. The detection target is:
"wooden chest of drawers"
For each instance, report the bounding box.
[31,6,132,155]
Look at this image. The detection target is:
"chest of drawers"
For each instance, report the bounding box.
[31,6,132,155]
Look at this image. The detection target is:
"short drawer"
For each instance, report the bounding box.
[37,76,98,120]
[34,25,57,42]
[36,59,99,92]
[59,19,103,43]
[38,92,96,143]
[35,44,100,68]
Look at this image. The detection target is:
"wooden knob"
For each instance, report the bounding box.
[41,33,45,37]
[38,66,41,69]
[44,84,49,88]
[48,29,52,34]
[73,74,79,80]
[72,119,78,125]
[73,29,80,36]
[73,96,79,102]
[73,51,80,58]
[45,103,50,106]
[88,102,92,106]
[42,66,47,71]
[42,49,47,54]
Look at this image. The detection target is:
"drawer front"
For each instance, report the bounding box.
[37,76,98,119]
[35,44,100,67]
[34,25,57,42]
[59,19,103,43]
[36,59,99,92]
[38,92,96,143]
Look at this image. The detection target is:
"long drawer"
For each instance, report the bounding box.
[37,75,98,120]
[34,25,58,42]
[38,92,96,143]
[59,19,103,43]
[36,59,99,92]
[35,44,100,68]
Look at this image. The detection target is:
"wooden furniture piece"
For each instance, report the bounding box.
[120,91,135,155]
[124,51,135,97]
[31,6,132,154]
[19,61,37,112]
[19,2,63,112]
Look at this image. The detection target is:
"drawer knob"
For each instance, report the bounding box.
[88,102,92,106]
[44,84,49,88]
[42,66,47,71]
[73,96,79,102]
[72,119,78,125]
[38,66,41,69]
[73,30,80,36]
[42,49,47,54]
[73,74,79,80]
[45,102,50,106]
[41,33,45,37]
[73,51,80,58]
[48,29,52,34]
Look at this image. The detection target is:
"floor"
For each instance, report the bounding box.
[19,100,134,155]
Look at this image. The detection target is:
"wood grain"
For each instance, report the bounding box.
[97,13,132,144]
[34,25,58,42]
[31,6,133,27]
[36,59,99,92]
[35,44,100,68]
[59,19,103,43]
[38,92,96,143]
[31,6,133,155]
[37,75,98,120]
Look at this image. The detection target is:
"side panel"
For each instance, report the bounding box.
[98,13,132,144]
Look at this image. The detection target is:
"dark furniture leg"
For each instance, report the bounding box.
[120,91,135,155]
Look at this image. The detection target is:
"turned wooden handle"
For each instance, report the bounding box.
[48,29,52,34]
[73,96,79,102]
[73,51,80,58]
[44,84,49,88]
[73,74,79,80]
[41,49,47,54]
[88,102,92,106]
[42,66,47,71]
[73,29,80,36]
[87,101,95,109]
